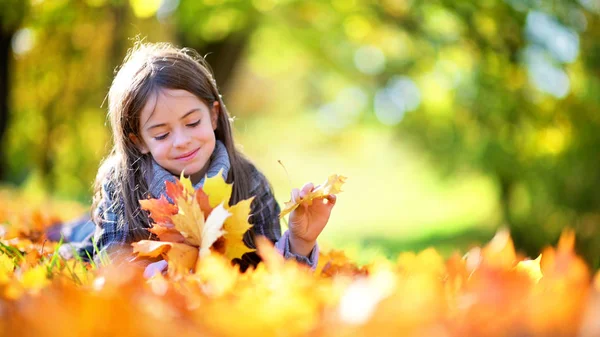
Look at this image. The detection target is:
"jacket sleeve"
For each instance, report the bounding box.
[244,167,319,269]
[90,179,129,265]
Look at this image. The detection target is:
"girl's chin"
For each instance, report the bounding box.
[180,162,209,178]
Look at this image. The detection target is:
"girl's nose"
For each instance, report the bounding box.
[172,129,191,147]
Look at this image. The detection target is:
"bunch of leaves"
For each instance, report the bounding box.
[132,170,255,276]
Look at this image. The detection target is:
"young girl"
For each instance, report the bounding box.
[61,42,336,273]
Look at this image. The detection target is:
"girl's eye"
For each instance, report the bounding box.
[187,120,201,127]
[154,133,169,141]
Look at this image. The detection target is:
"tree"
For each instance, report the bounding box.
[0,0,28,180]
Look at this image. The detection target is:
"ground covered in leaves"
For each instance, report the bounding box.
[1,177,599,337]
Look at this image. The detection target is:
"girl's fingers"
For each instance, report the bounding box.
[143,260,168,279]
[326,194,337,205]
[291,188,300,203]
[299,182,314,198]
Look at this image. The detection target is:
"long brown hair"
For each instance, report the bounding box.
[93,42,255,242]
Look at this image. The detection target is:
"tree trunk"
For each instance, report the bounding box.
[0,28,15,180]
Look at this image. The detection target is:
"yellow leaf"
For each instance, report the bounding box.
[321,174,347,195]
[203,169,233,208]
[132,240,172,258]
[199,204,230,258]
[179,171,195,196]
[195,254,239,297]
[515,255,542,283]
[171,195,204,246]
[0,253,14,284]
[165,242,198,277]
[63,260,90,284]
[481,228,517,268]
[222,197,255,261]
[21,265,50,294]
[132,240,198,276]
[280,174,346,218]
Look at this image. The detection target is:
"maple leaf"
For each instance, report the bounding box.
[515,255,542,283]
[540,229,590,285]
[201,171,254,261]
[480,228,518,269]
[203,168,232,208]
[199,203,229,258]
[132,240,198,276]
[170,194,204,246]
[148,224,185,243]
[279,174,346,218]
[221,197,255,261]
[140,195,178,225]
[195,188,213,219]
[0,253,14,284]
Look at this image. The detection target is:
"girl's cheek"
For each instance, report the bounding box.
[155,143,171,154]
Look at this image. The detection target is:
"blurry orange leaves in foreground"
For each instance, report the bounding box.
[1,188,600,337]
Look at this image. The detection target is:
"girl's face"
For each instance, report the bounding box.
[136,89,219,184]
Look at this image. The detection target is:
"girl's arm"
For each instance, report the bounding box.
[243,166,319,269]
[90,179,130,265]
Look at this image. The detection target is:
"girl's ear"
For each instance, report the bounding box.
[210,101,220,131]
[129,133,150,154]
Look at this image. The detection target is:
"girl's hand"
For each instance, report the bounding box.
[288,182,337,256]
[143,259,168,278]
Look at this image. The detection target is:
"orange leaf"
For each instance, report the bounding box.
[132,240,172,258]
[481,229,517,268]
[148,225,186,243]
[195,188,213,220]
[540,229,590,285]
[140,195,178,224]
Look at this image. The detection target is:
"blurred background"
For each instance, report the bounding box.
[1,0,599,267]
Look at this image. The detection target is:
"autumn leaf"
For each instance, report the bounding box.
[195,188,213,218]
[199,203,229,258]
[221,197,255,261]
[132,240,198,276]
[481,228,518,269]
[279,174,346,218]
[170,195,204,246]
[540,228,590,285]
[0,252,14,284]
[201,170,254,260]
[515,255,542,283]
[203,168,232,208]
[148,224,185,243]
[131,240,172,258]
[140,195,178,225]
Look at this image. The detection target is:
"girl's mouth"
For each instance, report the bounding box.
[175,148,200,161]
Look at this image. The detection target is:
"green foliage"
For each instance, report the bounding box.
[3,0,600,267]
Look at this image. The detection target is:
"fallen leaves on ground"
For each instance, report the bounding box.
[0,187,599,337]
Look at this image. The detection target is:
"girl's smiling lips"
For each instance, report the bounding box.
[174,148,200,161]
